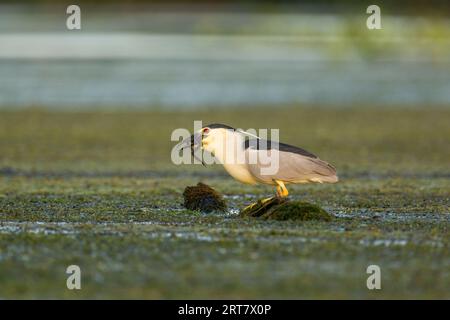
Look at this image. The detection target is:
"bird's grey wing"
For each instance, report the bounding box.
[246,148,338,184]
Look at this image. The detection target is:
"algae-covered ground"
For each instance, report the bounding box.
[0,107,449,299]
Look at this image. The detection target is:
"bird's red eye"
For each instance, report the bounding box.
[203,128,210,134]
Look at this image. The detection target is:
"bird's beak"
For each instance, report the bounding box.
[178,132,202,150]
[176,132,206,166]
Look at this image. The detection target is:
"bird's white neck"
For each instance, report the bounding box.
[203,130,244,164]
[204,130,257,184]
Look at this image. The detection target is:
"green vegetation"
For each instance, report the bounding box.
[239,197,333,221]
[241,198,333,221]
[0,107,449,299]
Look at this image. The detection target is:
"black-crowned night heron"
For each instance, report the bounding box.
[176,124,338,198]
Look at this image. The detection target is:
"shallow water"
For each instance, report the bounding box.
[1,210,448,236]
[1,11,450,109]
[1,59,450,109]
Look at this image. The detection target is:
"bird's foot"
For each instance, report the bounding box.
[241,196,285,217]
[261,197,276,204]
[242,197,273,212]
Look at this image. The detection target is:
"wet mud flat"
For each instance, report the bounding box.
[0,173,449,299]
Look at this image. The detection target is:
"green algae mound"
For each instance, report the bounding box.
[240,197,333,221]
[183,182,227,213]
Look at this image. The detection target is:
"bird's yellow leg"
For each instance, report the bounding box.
[275,180,289,198]
[276,185,282,197]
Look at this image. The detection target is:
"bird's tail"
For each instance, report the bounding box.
[310,158,339,183]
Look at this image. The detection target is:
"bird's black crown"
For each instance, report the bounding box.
[204,123,235,130]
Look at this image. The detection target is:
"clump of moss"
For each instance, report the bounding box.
[182,182,227,213]
[240,197,333,221]
[266,201,333,221]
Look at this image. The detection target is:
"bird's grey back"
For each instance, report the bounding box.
[244,138,318,159]
[244,139,338,185]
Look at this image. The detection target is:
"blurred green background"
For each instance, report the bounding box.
[0,0,450,109]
